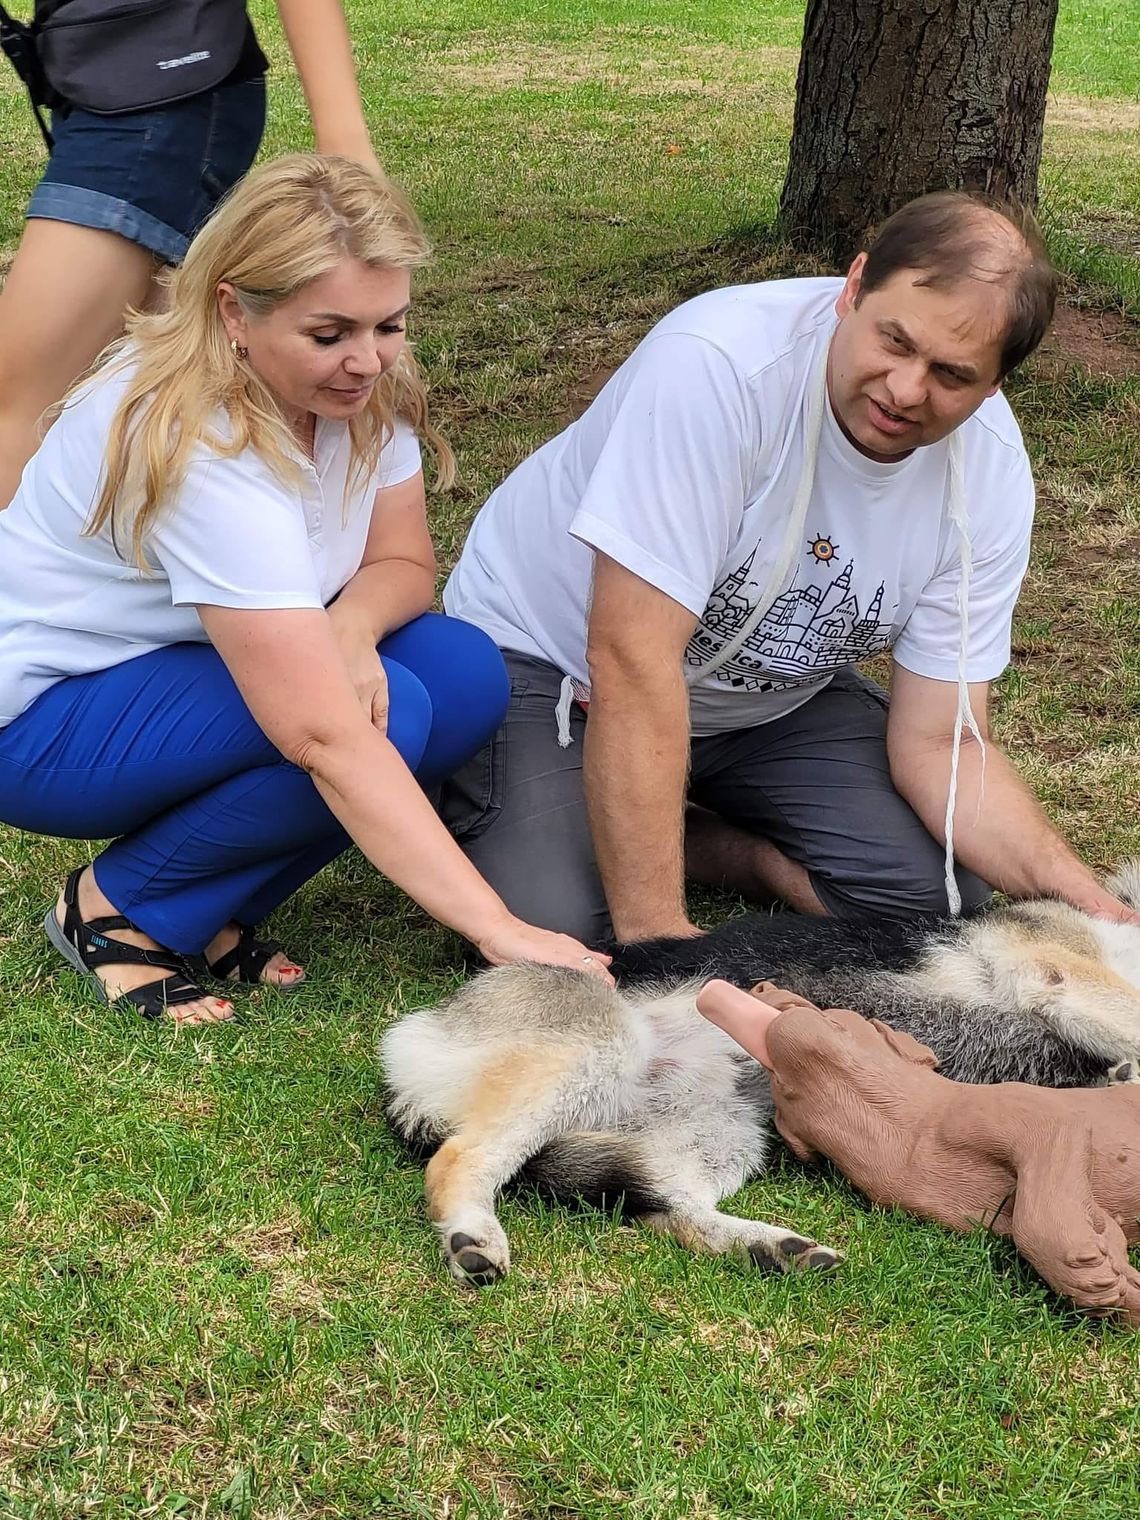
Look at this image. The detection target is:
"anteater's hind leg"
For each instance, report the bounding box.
[525,1069,841,1276]
[526,1132,842,1272]
[631,1047,841,1272]
[424,1045,631,1287]
[382,965,649,1287]
[629,1125,841,1274]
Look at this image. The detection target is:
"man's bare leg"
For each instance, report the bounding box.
[684,804,827,915]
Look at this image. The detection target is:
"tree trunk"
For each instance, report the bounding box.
[778,0,1059,259]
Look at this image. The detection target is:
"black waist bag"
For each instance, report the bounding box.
[34,0,248,114]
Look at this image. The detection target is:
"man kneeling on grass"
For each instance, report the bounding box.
[440,191,1139,943]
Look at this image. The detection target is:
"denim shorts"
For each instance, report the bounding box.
[26,76,267,264]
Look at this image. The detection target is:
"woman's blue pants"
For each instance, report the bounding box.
[0,613,508,953]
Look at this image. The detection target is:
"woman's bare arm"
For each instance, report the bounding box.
[197,602,613,973]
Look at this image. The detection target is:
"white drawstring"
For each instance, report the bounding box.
[555,673,575,749]
[942,430,986,916]
[688,340,830,686]
[553,335,830,743]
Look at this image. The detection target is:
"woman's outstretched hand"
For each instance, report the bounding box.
[477,919,615,985]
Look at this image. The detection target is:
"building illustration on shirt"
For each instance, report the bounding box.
[685,543,896,692]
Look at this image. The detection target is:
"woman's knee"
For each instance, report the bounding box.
[382,614,508,721]
[440,614,510,700]
[381,614,510,778]
[381,659,433,772]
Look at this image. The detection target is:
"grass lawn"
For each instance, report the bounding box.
[2,2,1140,1515]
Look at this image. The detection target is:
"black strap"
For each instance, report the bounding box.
[30,95,54,152]
[58,867,190,976]
[207,926,283,983]
[0,3,54,149]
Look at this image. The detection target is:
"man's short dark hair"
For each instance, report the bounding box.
[859,192,1059,380]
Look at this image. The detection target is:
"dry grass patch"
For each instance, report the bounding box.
[690,1314,779,1360]
[1008,750,1140,865]
[1069,207,1140,260]
[429,31,797,105]
[230,1213,307,1269]
[0,1378,60,1467]
[225,1214,341,1321]
[1047,92,1140,134]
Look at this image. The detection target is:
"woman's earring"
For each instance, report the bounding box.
[230,338,249,361]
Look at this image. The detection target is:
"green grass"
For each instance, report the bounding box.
[3,2,1140,1515]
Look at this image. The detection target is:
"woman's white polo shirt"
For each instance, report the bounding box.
[0,363,422,725]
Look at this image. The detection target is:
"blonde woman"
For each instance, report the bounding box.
[0,154,611,1025]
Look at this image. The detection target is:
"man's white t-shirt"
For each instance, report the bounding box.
[445,279,1034,736]
[0,363,422,724]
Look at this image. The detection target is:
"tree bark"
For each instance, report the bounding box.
[778,0,1060,259]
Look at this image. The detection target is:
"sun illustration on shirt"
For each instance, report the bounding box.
[808,534,839,564]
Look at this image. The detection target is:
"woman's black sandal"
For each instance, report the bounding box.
[203,924,305,991]
[44,866,223,1022]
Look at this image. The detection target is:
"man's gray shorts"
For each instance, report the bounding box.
[439,651,990,943]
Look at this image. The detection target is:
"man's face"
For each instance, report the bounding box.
[827,254,1006,461]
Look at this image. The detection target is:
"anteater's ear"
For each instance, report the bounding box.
[869,1020,939,1069]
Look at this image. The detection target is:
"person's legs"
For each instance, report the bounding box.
[684,803,827,914]
[439,653,611,945]
[2,618,498,1001]
[688,669,992,920]
[85,656,434,951]
[0,645,435,1007]
[0,218,159,506]
[0,648,336,1010]
[444,658,988,934]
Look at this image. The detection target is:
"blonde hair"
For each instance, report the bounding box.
[78,153,454,565]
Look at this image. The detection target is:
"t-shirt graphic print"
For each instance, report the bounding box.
[686,539,897,695]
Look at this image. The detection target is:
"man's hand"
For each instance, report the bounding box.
[1071,887,1140,928]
